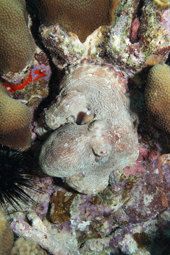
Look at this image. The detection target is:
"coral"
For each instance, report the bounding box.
[3,0,170,253]
[0,83,31,150]
[11,212,79,255]
[35,0,119,42]
[145,64,170,133]
[38,0,170,75]
[0,208,14,255]
[39,63,139,194]
[0,0,35,76]
[153,0,170,9]
[11,237,47,255]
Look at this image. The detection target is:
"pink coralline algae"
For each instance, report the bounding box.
[39,63,139,194]
[122,151,170,223]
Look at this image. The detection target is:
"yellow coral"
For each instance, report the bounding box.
[35,0,120,42]
[0,84,31,150]
[0,208,14,255]
[11,237,47,255]
[153,0,170,9]
[0,0,35,75]
[145,64,170,133]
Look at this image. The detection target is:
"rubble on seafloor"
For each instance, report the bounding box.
[0,0,170,254]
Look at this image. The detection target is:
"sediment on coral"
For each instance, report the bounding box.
[0,83,31,150]
[0,0,35,76]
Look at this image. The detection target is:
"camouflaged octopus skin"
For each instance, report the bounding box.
[39,63,139,194]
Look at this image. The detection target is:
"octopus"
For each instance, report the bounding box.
[39,62,139,194]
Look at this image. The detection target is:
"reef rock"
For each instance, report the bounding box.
[39,63,139,194]
[38,0,170,76]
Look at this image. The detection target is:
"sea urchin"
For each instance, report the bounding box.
[0,146,35,209]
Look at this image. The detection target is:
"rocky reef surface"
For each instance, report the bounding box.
[0,0,170,254]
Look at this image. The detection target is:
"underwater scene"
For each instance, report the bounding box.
[0,0,170,254]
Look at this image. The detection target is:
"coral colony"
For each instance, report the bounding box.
[0,0,170,254]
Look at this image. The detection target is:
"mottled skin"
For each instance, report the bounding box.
[39,64,139,194]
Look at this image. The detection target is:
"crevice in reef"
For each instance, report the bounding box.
[130,0,145,44]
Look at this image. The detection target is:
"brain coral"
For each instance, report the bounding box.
[11,237,47,255]
[145,64,170,133]
[0,0,35,75]
[0,84,31,150]
[0,208,14,255]
[35,0,119,42]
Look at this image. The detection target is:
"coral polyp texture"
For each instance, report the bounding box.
[0,0,35,76]
[35,0,119,42]
[0,84,31,150]
[39,63,139,194]
[145,64,170,134]
[0,208,14,255]
[11,237,47,255]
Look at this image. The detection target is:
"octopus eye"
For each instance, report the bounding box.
[92,145,112,157]
[76,110,94,125]
[81,110,94,124]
